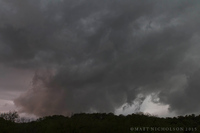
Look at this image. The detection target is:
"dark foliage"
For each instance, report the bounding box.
[0,113,200,133]
[0,111,19,122]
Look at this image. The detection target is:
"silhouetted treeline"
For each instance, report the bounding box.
[1,112,200,133]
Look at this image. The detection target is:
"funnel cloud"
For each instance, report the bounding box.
[0,0,200,116]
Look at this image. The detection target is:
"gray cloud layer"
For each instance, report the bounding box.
[0,0,200,116]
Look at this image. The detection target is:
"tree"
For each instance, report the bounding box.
[0,111,19,122]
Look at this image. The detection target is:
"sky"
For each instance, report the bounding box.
[0,0,200,117]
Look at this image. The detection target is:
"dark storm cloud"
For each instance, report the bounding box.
[0,0,200,116]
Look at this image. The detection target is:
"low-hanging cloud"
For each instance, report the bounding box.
[0,0,200,116]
